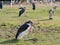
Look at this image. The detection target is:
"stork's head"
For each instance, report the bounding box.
[26,20,33,26]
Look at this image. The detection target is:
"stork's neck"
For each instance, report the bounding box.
[27,23,31,26]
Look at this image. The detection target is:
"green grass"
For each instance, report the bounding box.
[0,4,60,45]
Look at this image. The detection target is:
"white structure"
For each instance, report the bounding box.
[10,0,15,6]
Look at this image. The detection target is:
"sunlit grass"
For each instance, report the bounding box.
[0,4,60,45]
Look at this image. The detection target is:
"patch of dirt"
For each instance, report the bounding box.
[0,25,19,39]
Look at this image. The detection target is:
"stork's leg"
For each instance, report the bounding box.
[49,14,53,19]
[23,35,29,40]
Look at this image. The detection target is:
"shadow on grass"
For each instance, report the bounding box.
[37,19,52,21]
[25,38,38,43]
[0,39,19,44]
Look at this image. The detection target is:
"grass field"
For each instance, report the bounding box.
[0,3,60,45]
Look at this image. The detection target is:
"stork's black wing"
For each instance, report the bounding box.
[15,23,29,39]
[19,9,25,17]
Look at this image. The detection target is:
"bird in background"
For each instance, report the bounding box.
[48,4,58,20]
[32,1,36,10]
[18,5,26,17]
